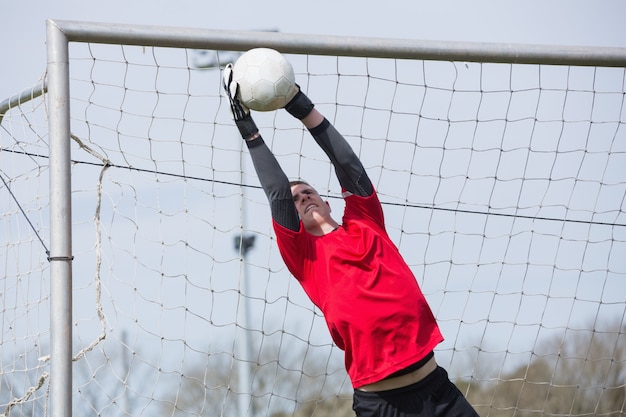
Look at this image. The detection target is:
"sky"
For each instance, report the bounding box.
[2,0,626,101]
[3,0,625,363]
[1,1,625,415]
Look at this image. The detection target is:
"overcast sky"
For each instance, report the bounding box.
[2,2,625,412]
[2,0,626,101]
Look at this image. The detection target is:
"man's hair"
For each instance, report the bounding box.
[289,180,321,198]
[288,180,311,187]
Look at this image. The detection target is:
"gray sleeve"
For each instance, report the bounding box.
[246,137,300,231]
[309,119,373,197]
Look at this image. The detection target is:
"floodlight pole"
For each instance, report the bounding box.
[234,232,256,416]
[233,139,256,417]
[196,51,257,417]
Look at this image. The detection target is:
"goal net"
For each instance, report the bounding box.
[1,21,625,417]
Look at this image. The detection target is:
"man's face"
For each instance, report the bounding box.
[290,183,331,227]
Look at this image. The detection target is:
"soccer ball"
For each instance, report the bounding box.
[233,48,296,112]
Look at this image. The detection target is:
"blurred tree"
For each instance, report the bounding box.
[160,320,624,417]
[160,337,353,417]
[463,319,625,417]
[272,395,353,417]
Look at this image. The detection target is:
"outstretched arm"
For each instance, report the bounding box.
[286,92,373,197]
[223,64,300,232]
[246,138,300,231]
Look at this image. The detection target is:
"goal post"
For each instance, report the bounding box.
[4,18,624,417]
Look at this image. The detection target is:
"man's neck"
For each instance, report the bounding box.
[306,219,340,236]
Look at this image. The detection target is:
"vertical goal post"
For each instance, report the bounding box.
[7,17,620,417]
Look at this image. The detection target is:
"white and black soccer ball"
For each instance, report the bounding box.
[233,48,296,112]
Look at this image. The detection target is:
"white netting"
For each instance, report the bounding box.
[1,82,51,417]
[1,38,625,417]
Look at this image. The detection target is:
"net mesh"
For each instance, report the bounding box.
[1,40,625,416]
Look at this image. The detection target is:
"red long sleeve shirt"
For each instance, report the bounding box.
[273,189,443,388]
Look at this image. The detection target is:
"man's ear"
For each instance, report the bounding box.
[325,201,331,213]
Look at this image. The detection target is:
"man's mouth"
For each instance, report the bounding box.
[304,204,316,214]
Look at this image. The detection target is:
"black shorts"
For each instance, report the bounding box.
[352,366,479,417]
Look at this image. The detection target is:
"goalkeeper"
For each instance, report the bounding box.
[223,64,478,417]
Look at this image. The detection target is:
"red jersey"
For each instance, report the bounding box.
[273,189,443,388]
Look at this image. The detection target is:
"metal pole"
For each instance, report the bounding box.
[46,19,73,417]
[0,81,47,125]
[234,233,255,416]
[188,53,256,416]
[48,19,626,68]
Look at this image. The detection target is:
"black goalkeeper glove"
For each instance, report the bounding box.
[223,63,259,140]
[284,85,315,120]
